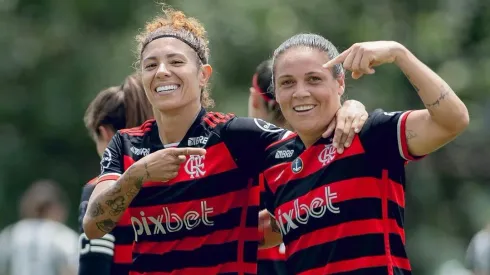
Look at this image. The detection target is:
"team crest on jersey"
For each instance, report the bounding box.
[100,148,112,172]
[318,144,336,166]
[185,155,206,179]
[291,157,303,174]
[254,118,283,133]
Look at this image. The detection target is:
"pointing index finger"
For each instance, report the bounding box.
[170,147,207,156]
[322,48,351,69]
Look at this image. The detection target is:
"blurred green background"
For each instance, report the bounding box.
[0,0,489,274]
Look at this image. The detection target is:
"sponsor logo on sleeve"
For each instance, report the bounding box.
[254,118,283,133]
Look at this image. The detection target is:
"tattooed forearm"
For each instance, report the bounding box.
[406,130,417,140]
[270,216,281,233]
[134,176,144,190]
[106,181,122,196]
[126,186,139,199]
[96,219,116,233]
[85,165,147,237]
[106,196,126,216]
[89,202,105,217]
[404,73,420,92]
[125,177,144,199]
[144,161,151,180]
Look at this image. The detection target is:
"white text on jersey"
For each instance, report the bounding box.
[130,146,150,156]
[130,201,214,241]
[275,150,294,159]
[188,136,209,146]
[277,186,340,235]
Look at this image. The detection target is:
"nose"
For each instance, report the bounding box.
[292,83,310,99]
[156,63,171,78]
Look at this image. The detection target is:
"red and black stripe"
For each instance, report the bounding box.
[112,112,261,274]
[263,134,411,275]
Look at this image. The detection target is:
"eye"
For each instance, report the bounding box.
[307,76,322,83]
[170,60,184,65]
[280,79,295,87]
[144,63,157,70]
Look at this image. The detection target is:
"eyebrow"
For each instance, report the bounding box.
[143,53,186,62]
[305,71,322,75]
[277,71,322,79]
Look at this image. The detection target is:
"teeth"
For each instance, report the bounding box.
[294,105,315,112]
[156,85,179,93]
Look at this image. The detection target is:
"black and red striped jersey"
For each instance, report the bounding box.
[78,178,133,275]
[97,108,288,275]
[257,245,287,275]
[262,109,422,275]
[258,174,287,275]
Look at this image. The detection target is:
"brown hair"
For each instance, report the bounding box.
[19,179,68,219]
[135,7,214,109]
[271,33,346,103]
[84,73,153,138]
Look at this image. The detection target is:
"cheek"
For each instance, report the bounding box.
[141,72,153,89]
[275,89,291,106]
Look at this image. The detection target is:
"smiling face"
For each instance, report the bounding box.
[140,38,212,112]
[273,46,345,139]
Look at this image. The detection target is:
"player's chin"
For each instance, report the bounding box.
[152,98,184,112]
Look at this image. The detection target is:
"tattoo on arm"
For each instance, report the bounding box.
[270,216,281,233]
[404,73,420,92]
[406,130,417,140]
[134,176,144,190]
[88,202,105,217]
[96,219,116,233]
[125,177,143,199]
[144,161,151,180]
[425,86,451,109]
[106,182,122,196]
[106,196,126,216]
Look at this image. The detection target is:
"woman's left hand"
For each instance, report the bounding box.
[322,100,368,154]
[323,41,404,79]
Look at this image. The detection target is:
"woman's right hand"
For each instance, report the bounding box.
[137,147,207,182]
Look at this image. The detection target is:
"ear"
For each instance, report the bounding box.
[98,125,115,145]
[336,74,345,97]
[250,87,262,109]
[199,64,213,88]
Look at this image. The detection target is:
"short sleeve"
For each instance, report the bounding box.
[223,117,288,176]
[78,181,96,233]
[98,132,124,183]
[78,182,114,275]
[359,109,422,166]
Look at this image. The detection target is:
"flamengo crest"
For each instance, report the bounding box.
[185,155,206,179]
[318,144,336,166]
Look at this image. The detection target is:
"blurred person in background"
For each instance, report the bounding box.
[260,34,469,274]
[0,179,78,275]
[78,73,153,275]
[82,7,368,275]
[465,226,490,275]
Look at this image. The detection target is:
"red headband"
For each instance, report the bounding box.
[252,73,275,103]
